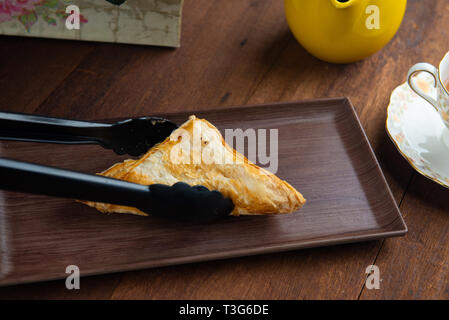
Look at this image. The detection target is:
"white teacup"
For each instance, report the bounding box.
[407,52,449,127]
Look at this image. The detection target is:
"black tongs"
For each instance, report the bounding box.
[0,112,234,223]
[0,111,178,156]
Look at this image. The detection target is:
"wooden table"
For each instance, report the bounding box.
[0,0,447,299]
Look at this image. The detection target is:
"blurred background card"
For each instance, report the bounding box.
[0,0,184,47]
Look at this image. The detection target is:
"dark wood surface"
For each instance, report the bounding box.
[0,0,447,299]
[0,99,407,287]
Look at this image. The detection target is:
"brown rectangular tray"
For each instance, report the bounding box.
[0,98,407,286]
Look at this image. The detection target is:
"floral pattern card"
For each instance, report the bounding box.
[0,0,184,47]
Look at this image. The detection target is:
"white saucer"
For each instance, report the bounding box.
[386,72,449,188]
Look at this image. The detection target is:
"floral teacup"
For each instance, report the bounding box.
[407,52,449,126]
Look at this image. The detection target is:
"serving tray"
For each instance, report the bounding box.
[0,98,406,286]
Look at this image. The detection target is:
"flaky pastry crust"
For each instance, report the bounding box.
[83,116,305,216]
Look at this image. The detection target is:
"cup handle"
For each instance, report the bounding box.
[407,63,439,111]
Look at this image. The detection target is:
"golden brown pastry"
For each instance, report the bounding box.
[84,116,305,216]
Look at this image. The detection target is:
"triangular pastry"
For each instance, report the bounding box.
[84,116,305,216]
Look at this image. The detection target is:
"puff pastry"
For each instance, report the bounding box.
[84,116,305,216]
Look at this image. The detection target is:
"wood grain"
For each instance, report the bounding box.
[0,37,95,114]
[360,174,449,299]
[0,0,447,299]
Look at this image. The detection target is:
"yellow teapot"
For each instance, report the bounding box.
[284,0,407,63]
